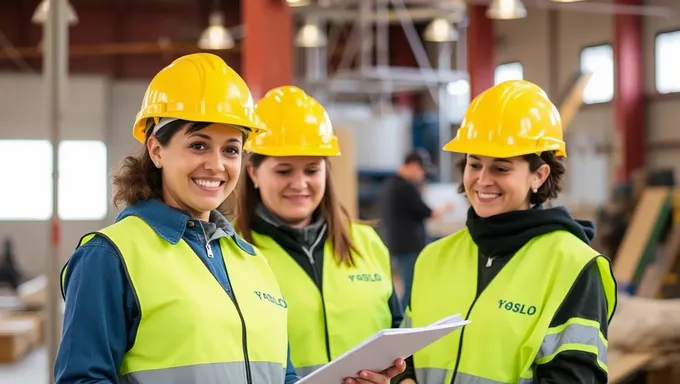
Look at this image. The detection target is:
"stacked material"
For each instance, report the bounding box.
[609,293,680,367]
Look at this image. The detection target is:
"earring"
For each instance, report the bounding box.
[254,184,259,189]
[155,162,161,168]
[532,187,538,193]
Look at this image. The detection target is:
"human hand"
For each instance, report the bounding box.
[343,358,406,384]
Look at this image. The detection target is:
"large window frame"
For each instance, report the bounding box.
[655,29,680,94]
[0,139,109,221]
[494,61,524,85]
[579,43,614,104]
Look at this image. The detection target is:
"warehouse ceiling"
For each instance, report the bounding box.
[0,0,242,78]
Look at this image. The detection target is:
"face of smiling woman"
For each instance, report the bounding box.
[462,154,550,218]
[148,123,244,221]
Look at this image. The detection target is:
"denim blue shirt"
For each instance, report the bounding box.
[54,199,300,384]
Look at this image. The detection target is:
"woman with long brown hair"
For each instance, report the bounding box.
[235,86,405,384]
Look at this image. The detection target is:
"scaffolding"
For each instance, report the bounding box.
[292,0,468,181]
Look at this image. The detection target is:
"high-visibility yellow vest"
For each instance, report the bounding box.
[251,223,393,377]
[406,229,616,384]
[61,216,289,384]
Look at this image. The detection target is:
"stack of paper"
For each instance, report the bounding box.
[297,313,469,384]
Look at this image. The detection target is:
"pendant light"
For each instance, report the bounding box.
[486,0,528,20]
[198,11,234,50]
[423,18,459,43]
[32,0,79,25]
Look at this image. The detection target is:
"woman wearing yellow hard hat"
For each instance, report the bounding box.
[395,80,616,384]
[54,53,299,384]
[234,86,406,384]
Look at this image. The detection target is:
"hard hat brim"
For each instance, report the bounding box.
[244,144,341,157]
[443,139,567,158]
[133,112,266,143]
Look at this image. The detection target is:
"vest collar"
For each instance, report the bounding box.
[116,199,236,245]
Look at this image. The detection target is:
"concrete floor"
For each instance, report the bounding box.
[0,347,46,383]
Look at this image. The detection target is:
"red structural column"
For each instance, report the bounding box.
[242,0,293,100]
[613,0,645,182]
[466,5,495,99]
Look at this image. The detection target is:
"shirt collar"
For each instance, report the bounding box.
[116,199,236,245]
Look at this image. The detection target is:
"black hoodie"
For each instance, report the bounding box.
[397,205,612,384]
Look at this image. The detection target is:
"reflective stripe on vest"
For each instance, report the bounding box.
[408,229,616,384]
[119,361,283,384]
[62,216,288,384]
[252,223,393,377]
[415,369,535,384]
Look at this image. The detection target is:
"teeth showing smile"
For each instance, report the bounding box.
[478,192,500,199]
[193,179,222,188]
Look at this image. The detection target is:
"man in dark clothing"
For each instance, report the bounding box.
[379,149,452,308]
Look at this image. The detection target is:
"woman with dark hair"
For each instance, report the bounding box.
[234,86,405,384]
[395,80,617,384]
[54,53,298,384]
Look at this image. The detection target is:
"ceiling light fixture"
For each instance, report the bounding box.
[294,19,328,48]
[32,0,79,25]
[198,11,234,50]
[486,0,528,20]
[423,18,459,43]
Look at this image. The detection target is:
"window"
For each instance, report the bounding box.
[58,140,108,221]
[579,44,614,104]
[446,79,470,124]
[494,62,524,85]
[0,140,53,220]
[655,30,680,94]
[0,139,108,221]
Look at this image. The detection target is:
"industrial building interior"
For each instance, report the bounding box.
[1,0,680,382]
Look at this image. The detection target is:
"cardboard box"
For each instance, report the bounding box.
[0,314,40,363]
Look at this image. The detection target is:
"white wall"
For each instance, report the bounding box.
[0,73,148,278]
[326,102,413,171]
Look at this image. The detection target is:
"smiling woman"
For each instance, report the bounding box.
[112,119,246,220]
[396,80,617,384]
[54,53,301,384]
[235,85,405,384]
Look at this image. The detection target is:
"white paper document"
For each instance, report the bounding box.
[296,313,470,384]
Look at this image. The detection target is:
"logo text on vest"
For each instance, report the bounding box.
[255,291,288,308]
[498,299,537,316]
[348,273,383,282]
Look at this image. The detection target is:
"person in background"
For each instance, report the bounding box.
[379,149,452,308]
[54,53,298,384]
[396,80,616,384]
[235,86,405,384]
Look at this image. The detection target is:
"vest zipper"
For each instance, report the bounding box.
[198,221,214,258]
[302,225,332,362]
[196,221,251,382]
[450,253,495,384]
[222,266,254,384]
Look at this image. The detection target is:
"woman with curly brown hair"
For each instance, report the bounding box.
[396,80,617,384]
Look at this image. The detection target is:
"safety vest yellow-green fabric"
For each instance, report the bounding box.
[405,229,616,384]
[61,216,289,384]
[251,223,393,377]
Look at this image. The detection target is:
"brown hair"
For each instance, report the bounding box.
[111,119,237,216]
[234,154,361,266]
[456,151,566,205]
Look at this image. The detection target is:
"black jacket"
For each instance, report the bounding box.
[396,205,614,384]
[252,212,404,362]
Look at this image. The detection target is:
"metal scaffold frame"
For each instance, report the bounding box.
[292,0,467,182]
[293,0,468,101]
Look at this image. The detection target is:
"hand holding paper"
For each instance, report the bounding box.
[342,358,406,384]
[297,313,469,384]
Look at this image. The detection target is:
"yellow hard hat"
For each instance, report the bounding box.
[245,86,341,157]
[132,53,265,143]
[443,79,567,158]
